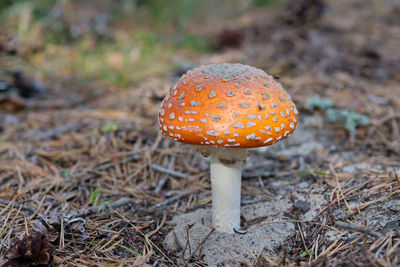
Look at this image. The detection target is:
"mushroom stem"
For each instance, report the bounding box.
[210,150,246,233]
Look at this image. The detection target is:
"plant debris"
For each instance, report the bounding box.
[33,211,87,243]
[1,0,400,265]
[1,232,56,267]
[284,0,325,26]
[382,220,400,234]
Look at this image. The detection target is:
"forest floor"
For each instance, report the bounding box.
[1,0,400,266]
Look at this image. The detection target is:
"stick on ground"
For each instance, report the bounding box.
[335,221,382,238]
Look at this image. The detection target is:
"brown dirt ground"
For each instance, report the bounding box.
[1,0,400,266]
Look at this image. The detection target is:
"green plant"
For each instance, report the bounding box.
[326,108,370,133]
[101,122,119,132]
[117,244,143,257]
[306,97,333,111]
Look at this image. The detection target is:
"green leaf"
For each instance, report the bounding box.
[89,188,101,205]
[315,169,328,175]
[117,244,142,256]
[101,122,119,132]
[293,248,313,261]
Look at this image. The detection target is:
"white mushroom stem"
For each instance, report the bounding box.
[210,155,241,233]
[207,148,248,233]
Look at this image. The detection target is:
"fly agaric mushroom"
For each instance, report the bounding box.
[158,63,298,233]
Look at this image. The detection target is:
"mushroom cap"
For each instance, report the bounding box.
[158,63,298,148]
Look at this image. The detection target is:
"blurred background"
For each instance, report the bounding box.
[1,0,400,265]
[1,0,399,149]
[0,0,283,90]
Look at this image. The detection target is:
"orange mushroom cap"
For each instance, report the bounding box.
[158,63,298,148]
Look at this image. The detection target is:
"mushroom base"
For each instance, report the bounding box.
[210,150,245,233]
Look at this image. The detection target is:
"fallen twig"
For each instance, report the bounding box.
[67,197,134,217]
[149,193,186,211]
[154,156,176,193]
[335,221,382,238]
[87,154,187,179]
[0,198,36,215]
[90,154,141,173]
[27,123,82,140]
[151,163,187,179]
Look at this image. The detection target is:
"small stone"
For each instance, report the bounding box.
[293,200,310,213]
